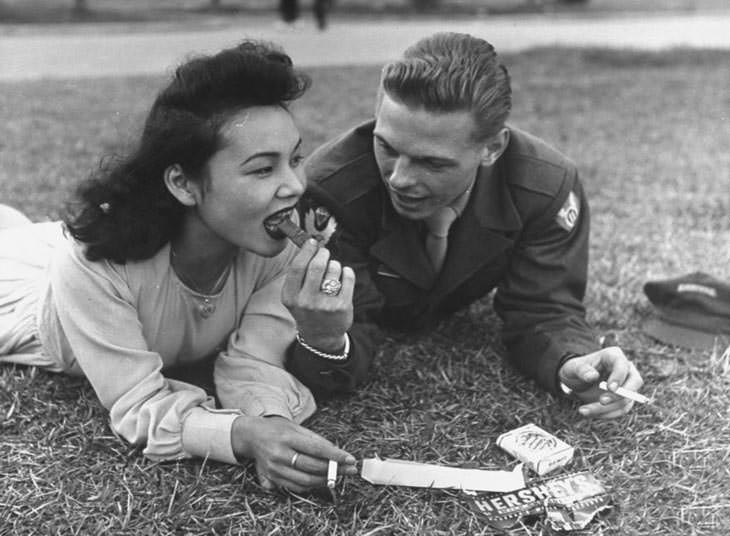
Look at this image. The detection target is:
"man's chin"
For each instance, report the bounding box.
[390,195,430,220]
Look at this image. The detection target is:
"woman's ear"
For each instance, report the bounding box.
[164,164,197,207]
[479,127,510,167]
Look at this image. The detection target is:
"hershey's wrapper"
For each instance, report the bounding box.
[465,471,612,531]
[276,218,312,248]
[496,423,574,476]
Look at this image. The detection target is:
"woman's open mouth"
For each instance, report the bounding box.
[263,207,296,239]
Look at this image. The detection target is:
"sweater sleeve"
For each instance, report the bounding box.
[48,240,240,465]
[214,247,317,424]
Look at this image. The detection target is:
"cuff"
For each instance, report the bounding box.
[555,352,581,396]
[181,406,242,465]
[238,395,295,421]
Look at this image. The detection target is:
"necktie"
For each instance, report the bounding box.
[424,206,458,274]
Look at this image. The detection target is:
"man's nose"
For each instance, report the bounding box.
[387,158,416,189]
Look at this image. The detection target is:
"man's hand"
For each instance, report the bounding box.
[558,346,644,419]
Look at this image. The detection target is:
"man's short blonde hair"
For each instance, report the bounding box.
[379,32,511,141]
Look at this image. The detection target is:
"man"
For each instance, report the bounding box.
[288,32,643,419]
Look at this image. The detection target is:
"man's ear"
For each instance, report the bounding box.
[479,127,510,167]
[164,164,197,207]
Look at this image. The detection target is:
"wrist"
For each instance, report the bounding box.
[231,415,255,462]
[296,332,350,361]
[556,352,581,391]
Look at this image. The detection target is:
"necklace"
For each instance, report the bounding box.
[170,247,233,318]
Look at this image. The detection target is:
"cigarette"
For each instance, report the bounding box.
[327,460,338,488]
[598,381,652,405]
[276,218,312,248]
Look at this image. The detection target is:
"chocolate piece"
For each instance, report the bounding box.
[496,424,574,476]
[465,471,612,531]
[276,218,312,248]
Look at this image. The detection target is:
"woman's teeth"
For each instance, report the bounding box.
[264,210,293,238]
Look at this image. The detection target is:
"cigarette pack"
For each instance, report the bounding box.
[496,424,574,476]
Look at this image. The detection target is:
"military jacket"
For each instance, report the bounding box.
[288,120,599,395]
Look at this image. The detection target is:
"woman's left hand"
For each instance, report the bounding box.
[281,238,354,352]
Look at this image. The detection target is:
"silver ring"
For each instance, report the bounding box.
[290,452,300,469]
[320,279,342,296]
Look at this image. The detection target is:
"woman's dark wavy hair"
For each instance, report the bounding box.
[64,40,310,263]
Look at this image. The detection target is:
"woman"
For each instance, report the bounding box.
[0,40,358,492]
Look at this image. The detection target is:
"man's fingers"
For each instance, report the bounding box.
[600,347,632,389]
[595,401,635,420]
[579,398,634,418]
[577,362,600,384]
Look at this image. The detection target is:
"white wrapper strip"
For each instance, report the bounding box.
[360,458,525,492]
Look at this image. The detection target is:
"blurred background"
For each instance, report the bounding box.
[1,0,728,24]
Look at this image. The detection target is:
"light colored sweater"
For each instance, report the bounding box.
[13,223,315,464]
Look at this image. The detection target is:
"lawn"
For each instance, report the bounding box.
[1,47,730,535]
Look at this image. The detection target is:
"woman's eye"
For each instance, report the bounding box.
[251,166,273,176]
[378,142,397,156]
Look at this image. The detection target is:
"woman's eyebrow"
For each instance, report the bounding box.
[242,138,302,165]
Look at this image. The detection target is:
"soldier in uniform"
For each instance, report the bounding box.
[290,32,643,419]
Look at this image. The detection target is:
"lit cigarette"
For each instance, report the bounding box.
[599,381,652,405]
[327,460,338,488]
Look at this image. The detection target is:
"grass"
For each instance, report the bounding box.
[2,47,730,535]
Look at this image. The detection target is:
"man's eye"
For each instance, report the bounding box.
[291,154,304,167]
[418,160,445,171]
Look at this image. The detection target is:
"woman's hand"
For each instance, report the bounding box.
[281,239,354,352]
[558,346,644,419]
[231,415,358,492]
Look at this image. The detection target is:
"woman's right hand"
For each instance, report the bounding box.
[231,414,358,492]
[281,239,354,353]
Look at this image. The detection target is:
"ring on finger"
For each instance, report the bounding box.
[320,279,342,296]
[290,452,300,469]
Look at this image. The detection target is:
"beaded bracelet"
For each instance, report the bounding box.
[295,332,350,361]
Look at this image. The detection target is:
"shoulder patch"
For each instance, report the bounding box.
[555,191,580,231]
[301,205,338,246]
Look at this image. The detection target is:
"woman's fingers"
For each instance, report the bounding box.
[281,239,320,302]
[338,266,355,303]
[321,259,342,286]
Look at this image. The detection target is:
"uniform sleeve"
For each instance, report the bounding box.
[214,249,318,423]
[494,171,598,394]
[49,242,240,465]
[284,198,383,395]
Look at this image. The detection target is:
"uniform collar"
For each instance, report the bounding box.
[380,162,521,233]
[372,162,522,290]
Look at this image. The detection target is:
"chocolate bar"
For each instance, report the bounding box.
[276,218,312,248]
